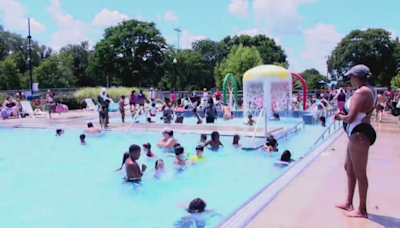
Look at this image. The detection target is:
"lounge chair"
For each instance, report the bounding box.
[20,101,48,118]
[84,98,97,111]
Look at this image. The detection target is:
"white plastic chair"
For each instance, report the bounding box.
[84,98,97,111]
[20,101,47,118]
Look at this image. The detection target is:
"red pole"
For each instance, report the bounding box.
[291,72,307,111]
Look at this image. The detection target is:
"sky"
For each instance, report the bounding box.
[0,0,399,75]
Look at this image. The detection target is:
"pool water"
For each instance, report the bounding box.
[0,125,328,228]
[109,112,302,127]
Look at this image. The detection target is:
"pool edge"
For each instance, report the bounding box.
[217,129,344,228]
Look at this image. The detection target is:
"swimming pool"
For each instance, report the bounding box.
[109,112,302,127]
[0,125,328,228]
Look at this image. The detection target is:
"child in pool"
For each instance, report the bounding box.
[80,134,86,145]
[142,142,156,158]
[200,134,207,143]
[262,138,279,152]
[222,103,232,120]
[153,159,165,179]
[319,116,326,127]
[171,146,187,172]
[203,131,223,150]
[190,145,206,165]
[150,103,157,117]
[280,150,295,163]
[56,129,64,136]
[272,113,280,121]
[245,115,255,126]
[232,134,241,147]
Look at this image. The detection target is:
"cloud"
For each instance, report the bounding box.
[228,0,249,18]
[46,0,93,51]
[0,0,45,33]
[251,0,316,36]
[300,23,344,74]
[180,30,207,49]
[236,27,281,44]
[92,8,129,27]
[165,36,174,44]
[388,29,397,40]
[157,10,178,21]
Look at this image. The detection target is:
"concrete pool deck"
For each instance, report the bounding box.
[0,110,282,136]
[246,118,400,228]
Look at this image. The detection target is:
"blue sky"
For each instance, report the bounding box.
[0,0,398,75]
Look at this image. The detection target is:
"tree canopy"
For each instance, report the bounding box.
[214,44,263,89]
[2,20,399,91]
[327,28,399,86]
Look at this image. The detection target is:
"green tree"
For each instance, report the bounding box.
[60,41,92,86]
[391,72,400,89]
[214,44,263,89]
[0,56,22,90]
[89,19,167,87]
[34,53,76,88]
[327,28,398,86]
[158,48,209,90]
[298,68,329,89]
[220,34,288,66]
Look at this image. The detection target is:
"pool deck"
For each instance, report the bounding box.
[246,117,400,228]
[0,110,282,137]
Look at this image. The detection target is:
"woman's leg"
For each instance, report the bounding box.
[346,133,370,218]
[336,143,356,211]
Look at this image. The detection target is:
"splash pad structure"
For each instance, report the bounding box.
[242,65,307,134]
[222,73,239,110]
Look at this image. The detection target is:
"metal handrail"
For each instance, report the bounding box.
[124,106,144,135]
[313,120,342,145]
[277,120,306,140]
[250,108,265,144]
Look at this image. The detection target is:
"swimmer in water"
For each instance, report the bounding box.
[115,151,130,171]
[56,129,64,136]
[172,146,187,171]
[200,134,207,143]
[222,103,232,120]
[319,116,326,127]
[232,134,241,147]
[190,145,206,165]
[245,115,255,126]
[142,142,156,158]
[153,159,165,179]
[125,144,147,182]
[272,113,280,121]
[262,138,278,152]
[84,122,102,134]
[274,150,297,168]
[80,134,86,145]
[203,131,223,150]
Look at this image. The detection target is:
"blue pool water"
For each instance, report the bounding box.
[0,125,328,228]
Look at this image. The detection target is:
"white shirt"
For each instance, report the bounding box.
[203,92,208,100]
[150,107,156,115]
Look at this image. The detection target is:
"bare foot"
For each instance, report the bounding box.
[344,209,368,218]
[335,203,354,211]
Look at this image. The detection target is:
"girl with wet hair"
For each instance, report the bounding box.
[187,198,207,213]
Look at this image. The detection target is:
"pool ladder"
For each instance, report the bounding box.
[124,106,145,136]
[250,108,265,144]
[313,120,343,146]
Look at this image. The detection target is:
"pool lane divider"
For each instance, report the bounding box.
[217,128,344,228]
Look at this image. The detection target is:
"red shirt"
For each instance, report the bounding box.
[214,92,221,99]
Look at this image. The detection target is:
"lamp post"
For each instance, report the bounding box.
[174,28,181,50]
[27,18,33,95]
[173,58,177,90]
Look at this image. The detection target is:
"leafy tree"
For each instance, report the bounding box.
[298,68,329,89]
[34,53,76,88]
[60,41,92,86]
[391,72,400,89]
[327,28,398,86]
[89,19,167,87]
[158,48,209,91]
[214,44,263,89]
[0,56,22,90]
[220,34,288,66]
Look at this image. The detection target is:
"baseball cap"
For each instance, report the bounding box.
[344,64,371,78]
[162,127,172,134]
